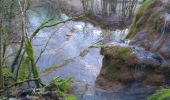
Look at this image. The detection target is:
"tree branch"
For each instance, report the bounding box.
[0,78,41,93]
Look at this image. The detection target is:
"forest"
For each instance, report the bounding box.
[0,0,170,100]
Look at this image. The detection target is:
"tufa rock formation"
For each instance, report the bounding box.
[96,0,170,90]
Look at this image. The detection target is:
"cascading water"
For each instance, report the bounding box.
[151,12,170,51]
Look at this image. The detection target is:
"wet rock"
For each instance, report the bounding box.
[144,74,165,86]
[96,45,167,90]
[71,82,88,96]
[128,0,170,62]
[132,72,145,82]
[96,0,170,92]
[118,72,134,84]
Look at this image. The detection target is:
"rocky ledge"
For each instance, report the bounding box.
[96,0,170,90]
[96,45,170,90]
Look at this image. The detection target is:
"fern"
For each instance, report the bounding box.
[59,91,77,100]
[2,67,11,78]
[46,77,73,92]
[45,77,76,100]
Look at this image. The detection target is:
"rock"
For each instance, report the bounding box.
[96,45,167,90]
[118,72,134,84]
[132,72,145,82]
[71,82,88,96]
[128,0,170,62]
[144,74,165,86]
[96,0,170,90]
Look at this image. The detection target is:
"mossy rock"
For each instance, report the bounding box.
[97,46,136,88]
[126,0,159,38]
[101,46,133,58]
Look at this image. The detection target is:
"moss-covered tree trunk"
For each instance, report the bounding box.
[0,25,4,88]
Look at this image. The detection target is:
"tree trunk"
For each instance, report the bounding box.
[0,24,4,89]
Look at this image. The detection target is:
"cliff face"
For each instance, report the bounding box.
[96,0,170,90]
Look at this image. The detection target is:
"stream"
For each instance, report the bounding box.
[27,4,154,100]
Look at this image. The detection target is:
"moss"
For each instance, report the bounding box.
[126,0,155,38]
[117,47,130,55]
[99,46,132,81]
[99,65,120,82]
[40,64,61,77]
[40,59,73,77]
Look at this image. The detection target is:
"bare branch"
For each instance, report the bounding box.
[0,78,41,93]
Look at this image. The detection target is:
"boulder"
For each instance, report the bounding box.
[96,0,170,90]
[96,45,168,89]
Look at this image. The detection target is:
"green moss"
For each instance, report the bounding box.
[99,46,132,81]
[41,64,61,75]
[126,0,155,38]
[117,47,130,55]
[106,64,123,81]
[97,46,135,84]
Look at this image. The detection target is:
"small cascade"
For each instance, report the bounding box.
[151,12,170,51]
[98,29,129,45]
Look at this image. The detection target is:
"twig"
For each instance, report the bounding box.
[31,15,85,40]
[35,30,56,64]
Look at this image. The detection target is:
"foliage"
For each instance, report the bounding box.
[148,88,170,100]
[2,67,11,79]
[0,0,83,99]
[46,76,73,92]
[45,77,77,100]
[18,41,34,81]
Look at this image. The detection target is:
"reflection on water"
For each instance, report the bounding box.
[27,6,132,100]
[28,7,128,84]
